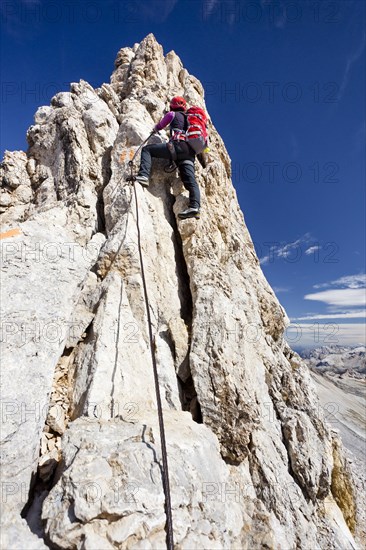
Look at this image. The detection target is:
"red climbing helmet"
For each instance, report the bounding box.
[170,96,187,111]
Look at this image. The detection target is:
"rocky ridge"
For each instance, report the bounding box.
[0,34,364,549]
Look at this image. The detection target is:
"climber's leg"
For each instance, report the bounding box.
[174,142,200,210]
[176,159,201,210]
[138,144,171,181]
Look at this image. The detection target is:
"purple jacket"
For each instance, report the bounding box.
[154,111,176,132]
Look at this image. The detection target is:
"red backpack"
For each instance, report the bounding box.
[185,107,208,154]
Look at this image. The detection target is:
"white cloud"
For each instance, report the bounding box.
[285,323,366,349]
[313,274,366,290]
[277,235,309,258]
[298,274,366,327]
[273,286,291,294]
[305,245,320,256]
[339,32,366,100]
[291,310,366,321]
[304,289,366,308]
[259,255,270,265]
[259,233,313,265]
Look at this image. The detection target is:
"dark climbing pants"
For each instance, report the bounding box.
[138,142,201,209]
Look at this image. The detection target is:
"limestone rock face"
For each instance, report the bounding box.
[1,34,363,549]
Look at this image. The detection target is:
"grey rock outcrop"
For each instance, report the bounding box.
[1,34,363,549]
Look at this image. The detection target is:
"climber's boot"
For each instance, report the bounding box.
[135,175,149,187]
[178,207,200,220]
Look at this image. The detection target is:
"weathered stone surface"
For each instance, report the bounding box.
[0,150,33,223]
[41,413,309,550]
[1,33,363,549]
[0,217,105,548]
[46,405,66,435]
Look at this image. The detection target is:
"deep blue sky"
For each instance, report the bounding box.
[1,0,365,349]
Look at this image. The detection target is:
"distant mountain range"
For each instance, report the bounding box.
[300,345,366,378]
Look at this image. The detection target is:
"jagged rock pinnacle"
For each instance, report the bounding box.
[0,35,363,549]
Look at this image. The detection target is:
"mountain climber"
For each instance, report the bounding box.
[135,96,205,220]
